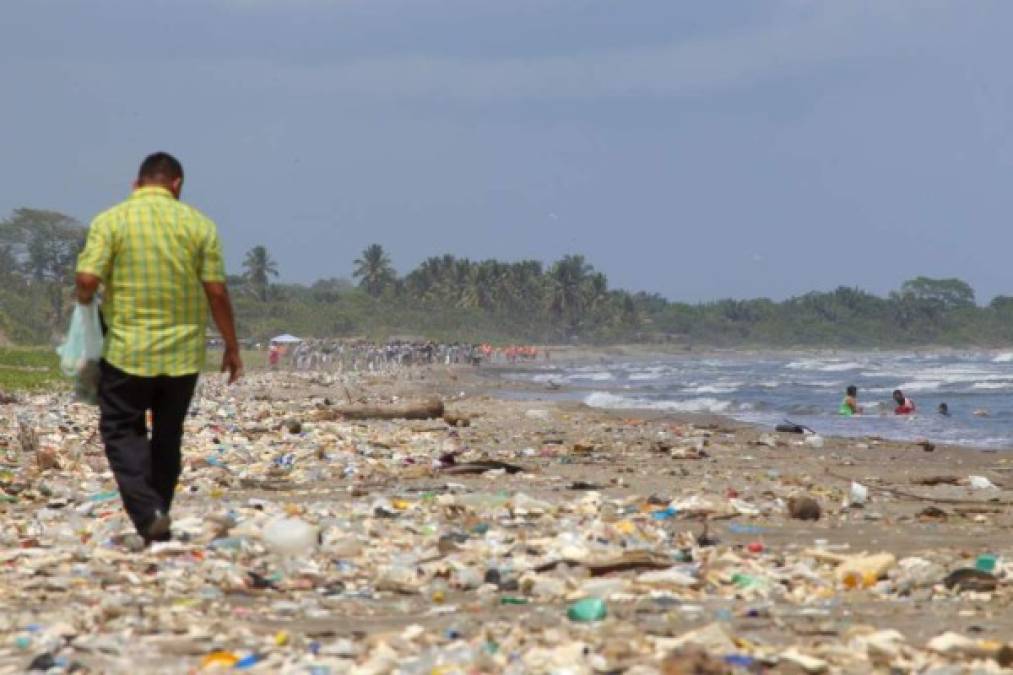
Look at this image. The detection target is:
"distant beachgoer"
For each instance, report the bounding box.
[893,389,916,415]
[269,345,281,368]
[838,385,862,416]
[938,402,950,416]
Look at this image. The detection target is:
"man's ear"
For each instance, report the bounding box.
[171,177,183,198]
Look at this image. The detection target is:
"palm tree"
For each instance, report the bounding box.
[548,254,593,333]
[353,244,396,297]
[584,272,608,312]
[509,260,545,312]
[459,260,498,311]
[242,245,279,302]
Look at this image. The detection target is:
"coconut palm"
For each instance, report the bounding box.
[548,254,593,332]
[353,244,396,297]
[242,245,279,302]
[583,272,608,313]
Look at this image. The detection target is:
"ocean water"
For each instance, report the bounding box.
[499,351,1013,450]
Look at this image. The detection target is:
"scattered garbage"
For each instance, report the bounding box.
[849,481,868,507]
[968,475,999,490]
[834,552,897,587]
[976,553,1000,573]
[261,516,319,556]
[650,506,678,520]
[567,598,608,622]
[0,367,1007,672]
[804,434,825,449]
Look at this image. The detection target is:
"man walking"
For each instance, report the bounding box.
[75,152,242,545]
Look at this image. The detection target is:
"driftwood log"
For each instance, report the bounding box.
[442,411,471,427]
[317,398,445,421]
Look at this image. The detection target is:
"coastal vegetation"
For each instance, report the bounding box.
[2,208,1013,347]
[0,348,63,391]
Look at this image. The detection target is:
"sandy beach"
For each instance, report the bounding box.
[0,361,1011,673]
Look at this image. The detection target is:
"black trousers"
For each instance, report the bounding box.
[97,360,198,534]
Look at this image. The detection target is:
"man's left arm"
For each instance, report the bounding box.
[199,222,242,383]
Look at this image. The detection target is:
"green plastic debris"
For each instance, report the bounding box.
[731,573,764,589]
[567,598,607,622]
[975,554,998,573]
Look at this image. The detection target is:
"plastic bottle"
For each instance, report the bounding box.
[836,552,896,586]
[430,578,448,603]
[201,651,239,668]
[842,570,878,590]
[650,506,678,520]
[567,597,607,622]
[731,573,762,589]
[234,653,262,670]
[209,537,244,552]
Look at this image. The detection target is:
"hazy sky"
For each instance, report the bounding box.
[3,1,1013,302]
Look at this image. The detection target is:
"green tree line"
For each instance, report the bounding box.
[3,208,1013,347]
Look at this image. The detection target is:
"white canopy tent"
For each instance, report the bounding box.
[270,334,303,345]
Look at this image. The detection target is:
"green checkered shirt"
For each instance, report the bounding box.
[76,186,226,376]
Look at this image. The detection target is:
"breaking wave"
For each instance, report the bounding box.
[786,359,864,372]
[584,391,732,413]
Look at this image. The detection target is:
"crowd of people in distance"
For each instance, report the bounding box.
[263,340,547,373]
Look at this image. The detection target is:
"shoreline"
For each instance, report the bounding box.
[479,351,1013,454]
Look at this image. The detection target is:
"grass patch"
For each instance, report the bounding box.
[0,347,65,391]
[0,347,269,392]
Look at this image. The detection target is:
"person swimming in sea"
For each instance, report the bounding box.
[838,385,862,416]
[938,402,950,416]
[893,389,916,415]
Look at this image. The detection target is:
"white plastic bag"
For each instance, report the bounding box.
[849,481,868,506]
[968,475,997,490]
[56,303,104,404]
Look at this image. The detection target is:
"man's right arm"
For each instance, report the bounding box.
[75,217,112,304]
[203,282,243,384]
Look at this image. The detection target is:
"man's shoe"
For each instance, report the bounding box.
[144,509,172,542]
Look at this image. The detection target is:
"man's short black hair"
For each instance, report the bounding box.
[138,152,184,183]
[846,385,857,397]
